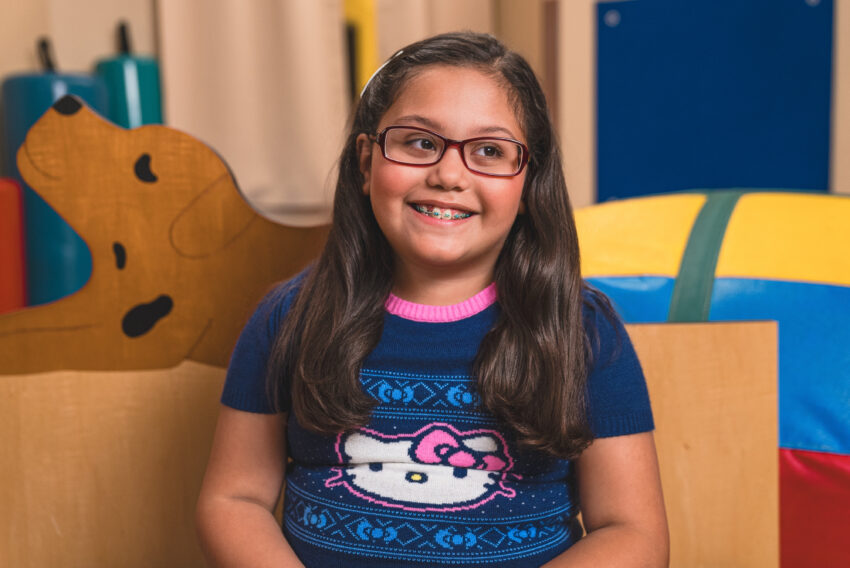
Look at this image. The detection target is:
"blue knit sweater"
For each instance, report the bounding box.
[221,276,654,567]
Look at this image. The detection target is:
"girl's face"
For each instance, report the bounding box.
[357,65,527,295]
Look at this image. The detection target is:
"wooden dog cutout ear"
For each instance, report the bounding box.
[169,171,258,258]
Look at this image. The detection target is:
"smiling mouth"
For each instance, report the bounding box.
[412,204,473,220]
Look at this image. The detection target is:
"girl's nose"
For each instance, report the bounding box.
[427,146,470,191]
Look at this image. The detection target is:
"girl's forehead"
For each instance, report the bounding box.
[379,65,524,140]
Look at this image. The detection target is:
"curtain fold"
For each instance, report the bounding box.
[158,0,346,226]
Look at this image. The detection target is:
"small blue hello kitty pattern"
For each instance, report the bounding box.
[222,275,654,567]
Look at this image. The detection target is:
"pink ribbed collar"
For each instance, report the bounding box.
[385,283,498,322]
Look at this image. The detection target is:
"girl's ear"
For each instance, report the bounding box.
[356,134,373,195]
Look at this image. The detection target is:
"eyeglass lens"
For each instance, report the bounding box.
[382,127,524,176]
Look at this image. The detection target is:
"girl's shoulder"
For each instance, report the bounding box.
[581,284,612,314]
[221,267,311,413]
[580,282,655,437]
[580,283,629,370]
[581,284,622,337]
[253,266,312,325]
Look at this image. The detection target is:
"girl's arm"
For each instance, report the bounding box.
[195,406,304,568]
[543,432,669,567]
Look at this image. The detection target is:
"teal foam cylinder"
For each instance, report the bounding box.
[95,56,162,128]
[1,73,106,306]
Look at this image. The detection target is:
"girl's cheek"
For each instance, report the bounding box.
[371,165,417,196]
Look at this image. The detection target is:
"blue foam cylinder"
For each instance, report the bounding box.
[95,56,163,128]
[1,73,107,306]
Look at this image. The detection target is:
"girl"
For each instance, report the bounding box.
[196,32,668,567]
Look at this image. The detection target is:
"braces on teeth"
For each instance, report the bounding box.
[414,204,472,219]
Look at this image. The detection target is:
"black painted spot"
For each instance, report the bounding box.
[134,154,158,183]
[452,467,467,479]
[113,242,126,269]
[122,295,173,338]
[368,463,382,472]
[53,95,82,115]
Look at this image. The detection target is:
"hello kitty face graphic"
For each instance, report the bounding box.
[325,423,519,512]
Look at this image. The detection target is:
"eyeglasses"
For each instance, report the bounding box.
[371,125,529,177]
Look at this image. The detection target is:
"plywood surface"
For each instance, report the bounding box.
[0,322,778,567]
[0,362,225,568]
[0,94,326,567]
[557,0,596,208]
[628,321,779,567]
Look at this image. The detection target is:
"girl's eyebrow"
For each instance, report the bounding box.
[394,114,519,140]
[394,114,444,131]
[476,125,520,139]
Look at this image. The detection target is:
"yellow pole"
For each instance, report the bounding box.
[344,0,379,96]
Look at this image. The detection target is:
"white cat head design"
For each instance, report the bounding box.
[325,422,519,512]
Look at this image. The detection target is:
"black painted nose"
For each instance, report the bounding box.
[52,95,82,115]
[122,295,173,338]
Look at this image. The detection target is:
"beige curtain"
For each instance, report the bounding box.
[157,0,347,226]
[374,0,494,60]
[155,0,600,224]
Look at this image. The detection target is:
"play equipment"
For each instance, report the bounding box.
[1,38,106,306]
[0,96,327,567]
[94,21,163,128]
[577,190,850,566]
[0,179,26,313]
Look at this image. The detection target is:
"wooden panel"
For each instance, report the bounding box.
[427,0,494,36]
[556,0,596,208]
[0,96,327,566]
[628,321,779,567]
[834,0,850,195]
[0,317,778,564]
[0,363,224,568]
[495,0,544,77]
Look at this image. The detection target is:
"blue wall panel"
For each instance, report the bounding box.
[596,0,833,201]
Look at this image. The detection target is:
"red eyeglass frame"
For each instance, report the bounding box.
[370,125,530,178]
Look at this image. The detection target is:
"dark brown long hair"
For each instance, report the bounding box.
[268,32,596,458]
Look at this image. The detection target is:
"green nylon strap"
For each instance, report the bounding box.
[667,190,745,322]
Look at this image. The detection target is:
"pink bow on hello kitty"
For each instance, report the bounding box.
[411,427,507,471]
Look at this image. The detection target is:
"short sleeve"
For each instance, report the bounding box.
[583,289,655,438]
[220,272,305,413]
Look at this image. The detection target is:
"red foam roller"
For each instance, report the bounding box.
[0,178,27,313]
[781,448,850,568]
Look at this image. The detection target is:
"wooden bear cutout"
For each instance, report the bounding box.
[0,95,328,373]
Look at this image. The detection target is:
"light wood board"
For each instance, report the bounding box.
[628,321,779,567]
[0,362,225,567]
[0,322,778,566]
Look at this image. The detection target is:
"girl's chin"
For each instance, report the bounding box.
[398,248,492,274]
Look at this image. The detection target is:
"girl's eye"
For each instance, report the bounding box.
[406,137,438,152]
[471,142,506,159]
